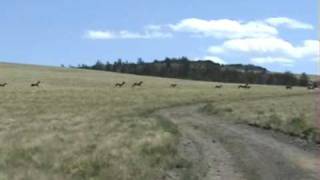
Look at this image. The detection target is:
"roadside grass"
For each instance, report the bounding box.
[0,62,315,179]
[201,93,319,143]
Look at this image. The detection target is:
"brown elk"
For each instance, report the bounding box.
[307,81,318,90]
[0,83,7,87]
[238,83,250,89]
[170,84,177,88]
[132,81,143,87]
[31,81,41,87]
[115,81,126,88]
[307,85,315,90]
[215,85,222,88]
[286,85,292,89]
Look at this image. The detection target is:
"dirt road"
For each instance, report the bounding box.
[154,104,320,180]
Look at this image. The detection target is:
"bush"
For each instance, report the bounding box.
[268,113,283,130]
[286,114,310,138]
[200,104,220,115]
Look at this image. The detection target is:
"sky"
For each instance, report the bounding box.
[0,0,318,74]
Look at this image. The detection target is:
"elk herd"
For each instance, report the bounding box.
[113,81,180,88]
[0,80,318,90]
[114,81,144,88]
[111,81,318,90]
[0,81,41,87]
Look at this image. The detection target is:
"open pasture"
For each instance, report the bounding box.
[0,63,317,180]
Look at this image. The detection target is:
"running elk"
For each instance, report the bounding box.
[0,83,7,87]
[307,85,316,90]
[170,84,177,88]
[307,82,318,90]
[31,81,41,87]
[132,81,143,87]
[115,81,126,88]
[286,85,292,90]
[238,83,250,89]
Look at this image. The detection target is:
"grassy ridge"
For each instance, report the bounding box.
[0,63,316,180]
[201,93,319,142]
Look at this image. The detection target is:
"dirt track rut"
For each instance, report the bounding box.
[154,104,320,180]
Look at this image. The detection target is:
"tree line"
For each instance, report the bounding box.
[76,57,311,86]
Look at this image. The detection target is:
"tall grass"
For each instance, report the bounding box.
[0,63,314,179]
[201,93,319,142]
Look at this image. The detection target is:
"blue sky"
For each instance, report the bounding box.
[0,0,318,73]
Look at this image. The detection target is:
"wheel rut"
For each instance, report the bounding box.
[154,104,320,180]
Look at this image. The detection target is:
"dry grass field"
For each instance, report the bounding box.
[201,93,319,141]
[0,63,318,180]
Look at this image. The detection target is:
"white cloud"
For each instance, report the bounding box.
[202,56,227,64]
[251,57,294,66]
[145,25,162,31]
[266,17,313,30]
[118,31,144,39]
[86,17,314,41]
[169,18,278,39]
[207,46,224,54]
[208,38,319,59]
[84,17,316,68]
[85,30,116,39]
[144,31,173,39]
[298,40,319,58]
[85,26,172,40]
[168,17,313,40]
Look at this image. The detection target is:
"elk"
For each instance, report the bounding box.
[238,83,250,89]
[132,81,143,88]
[170,84,177,88]
[31,81,41,87]
[115,81,126,88]
[0,83,7,87]
[307,85,316,90]
[215,85,222,88]
[307,82,317,90]
[286,85,292,89]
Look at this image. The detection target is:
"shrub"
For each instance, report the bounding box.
[286,114,310,137]
[200,103,220,115]
[268,113,283,130]
[256,110,265,115]
[223,107,233,113]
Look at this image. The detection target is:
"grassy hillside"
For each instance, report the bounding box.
[201,93,318,141]
[0,63,317,180]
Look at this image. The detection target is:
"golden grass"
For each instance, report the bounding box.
[0,62,316,180]
[202,91,318,142]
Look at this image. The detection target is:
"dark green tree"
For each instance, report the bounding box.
[283,71,297,86]
[92,60,105,70]
[299,72,309,86]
